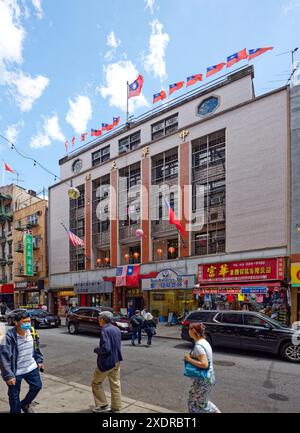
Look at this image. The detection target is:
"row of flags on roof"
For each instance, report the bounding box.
[63,46,273,153]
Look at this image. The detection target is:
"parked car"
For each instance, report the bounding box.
[181,310,300,363]
[66,306,132,339]
[5,308,61,328]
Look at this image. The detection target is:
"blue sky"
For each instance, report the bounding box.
[0,0,299,194]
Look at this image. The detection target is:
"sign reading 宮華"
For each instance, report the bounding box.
[23,233,33,277]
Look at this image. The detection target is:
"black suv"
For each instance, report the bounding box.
[181,310,300,363]
[66,306,132,339]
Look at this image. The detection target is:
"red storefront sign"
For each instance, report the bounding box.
[198,258,285,284]
[0,284,14,294]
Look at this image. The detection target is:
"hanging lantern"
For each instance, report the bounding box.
[157,248,163,256]
[133,252,140,259]
[96,258,102,265]
[124,253,130,260]
[68,187,80,200]
[135,229,144,238]
[168,246,176,254]
[104,257,110,263]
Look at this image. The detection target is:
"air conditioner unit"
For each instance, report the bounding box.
[211,196,222,205]
[209,212,220,222]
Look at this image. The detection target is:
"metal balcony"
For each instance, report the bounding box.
[151,219,177,238]
[119,224,140,242]
[93,231,110,247]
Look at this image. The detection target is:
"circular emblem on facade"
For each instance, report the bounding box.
[197,96,219,117]
[72,159,83,174]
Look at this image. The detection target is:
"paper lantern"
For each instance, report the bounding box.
[104,257,110,263]
[96,258,102,264]
[133,252,140,259]
[68,187,80,200]
[168,247,176,254]
[124,254,130,260]
[157,248,163,255]
[135,229,144,238]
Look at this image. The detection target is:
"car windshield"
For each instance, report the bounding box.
[259,313,288,328]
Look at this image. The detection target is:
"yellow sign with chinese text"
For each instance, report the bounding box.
[291,264,300,286]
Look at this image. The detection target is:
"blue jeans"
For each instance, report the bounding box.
[7,367,42,413]
[131,329,142,344]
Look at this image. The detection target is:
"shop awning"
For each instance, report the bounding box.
[0,284,14,295]
[193,282,282,295]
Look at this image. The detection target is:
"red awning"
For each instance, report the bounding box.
[0,284,14,295]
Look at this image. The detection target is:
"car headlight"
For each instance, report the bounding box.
[115,321,128,329]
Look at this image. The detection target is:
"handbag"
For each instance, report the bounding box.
[184,343,211,379]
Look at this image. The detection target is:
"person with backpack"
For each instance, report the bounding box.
[143,313,157,347]
[130,310,144,346]
[0,310,44,413]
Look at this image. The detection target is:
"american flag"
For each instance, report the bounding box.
[61,223,84,247]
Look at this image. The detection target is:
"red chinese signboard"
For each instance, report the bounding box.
[198,258,285,284]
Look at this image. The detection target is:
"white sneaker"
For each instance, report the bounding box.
[92,405,111,413]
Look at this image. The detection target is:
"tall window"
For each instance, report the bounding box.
[119,131,141,154]
[151,114,178,141]
[92,146,110,167]
[92,175,111,264]
[119,164,141,232]
[152,147,178,185]
[70,184,85,271]
[191,129,226,256]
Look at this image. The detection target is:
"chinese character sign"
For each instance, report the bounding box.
[23,233,33,277]
[198,258,285,283]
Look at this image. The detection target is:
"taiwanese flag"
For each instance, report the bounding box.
[72,136,76,147]
[227,49,248,68]
[4,162,14,173]
[116,265,140,287]
[102,123,114,132]
[65,140,69,153]
[164,197,186,237]
[248,47,273,61]
[91,129,102,137]
[206,63,226,78]
[169,81,185,95]
[81,133,88,141]
[128,75,144,98]
[153,90,167,104]
[113,116,120,126]
[186,74,203,87]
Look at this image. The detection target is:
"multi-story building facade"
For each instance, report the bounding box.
[48,66,292,324]
[0,185,40,309]
[13,198,48,308]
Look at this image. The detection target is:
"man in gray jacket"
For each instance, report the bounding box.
[0,310,44,413]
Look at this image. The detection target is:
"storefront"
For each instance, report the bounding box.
[14,281,45,309]
[0,284,14,310]
[291,263,300,323]
[142,269,196,321]
[74,281,113,308]
[196,257,290,325]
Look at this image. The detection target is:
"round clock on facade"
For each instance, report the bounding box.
[72,159,83,174]
[197,96,219,117]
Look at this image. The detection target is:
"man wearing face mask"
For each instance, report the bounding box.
[0,310,44,413]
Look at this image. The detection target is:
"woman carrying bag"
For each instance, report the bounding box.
[143,313,157,347]
[184,323,221,413]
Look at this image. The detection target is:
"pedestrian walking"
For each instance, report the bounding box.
[128,304,135,319]
[184,323,221,413]
[92,311,123,413]
[0,310,44,413]
[130,310,144,346]
[141,307,147,318]
[143,313,157,347]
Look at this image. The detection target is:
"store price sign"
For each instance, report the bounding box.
[23,233,34,276]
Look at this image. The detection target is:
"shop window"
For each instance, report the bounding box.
[151,114,178,141]
[119,131,141,154]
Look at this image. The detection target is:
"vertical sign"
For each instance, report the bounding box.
[23,232,33,276]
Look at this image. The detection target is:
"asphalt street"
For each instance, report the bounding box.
[9,325,300,413]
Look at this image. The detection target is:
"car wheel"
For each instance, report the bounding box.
[68,323,78,335]
[7,317,13,326]
[280,341,300,362]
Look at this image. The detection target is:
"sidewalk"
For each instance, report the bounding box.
[60,318,182,340]
[0,373,173,413]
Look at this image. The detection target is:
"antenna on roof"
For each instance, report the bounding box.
[277,47,299,71]
[9,171,24,186]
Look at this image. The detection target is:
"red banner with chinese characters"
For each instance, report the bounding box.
[198,258,285,284]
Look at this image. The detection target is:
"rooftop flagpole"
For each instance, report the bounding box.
[126,81,129,124]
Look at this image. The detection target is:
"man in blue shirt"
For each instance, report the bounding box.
[91,311,123,413]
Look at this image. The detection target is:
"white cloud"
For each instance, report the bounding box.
[145,0,155,14]
[97,60,149,113]
[31,0,43,19]
[0,0,25,66]
[143,19,169,80]
[282,0,300,13]
[5,120,24,143]
[107,31,120,49]
[30,114,65,149]
[6,70,49,111]
[65,95,92,133]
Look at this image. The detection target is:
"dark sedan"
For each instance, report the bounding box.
[181,310,300,363]
[66,306,132,339]
[6,308,60,328]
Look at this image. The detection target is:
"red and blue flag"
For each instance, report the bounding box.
[116,265,140,287]
[227,49,248,68]
[102,123,114,132]
[169,81,185,95]
[248,47,273,61]
[206,63,226,78]
[153,90,167,104]
[186,74,203,87]
[91,129,102,137]
[164,197,186,237]
[113,116,120,126]
[128,75,144,98]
